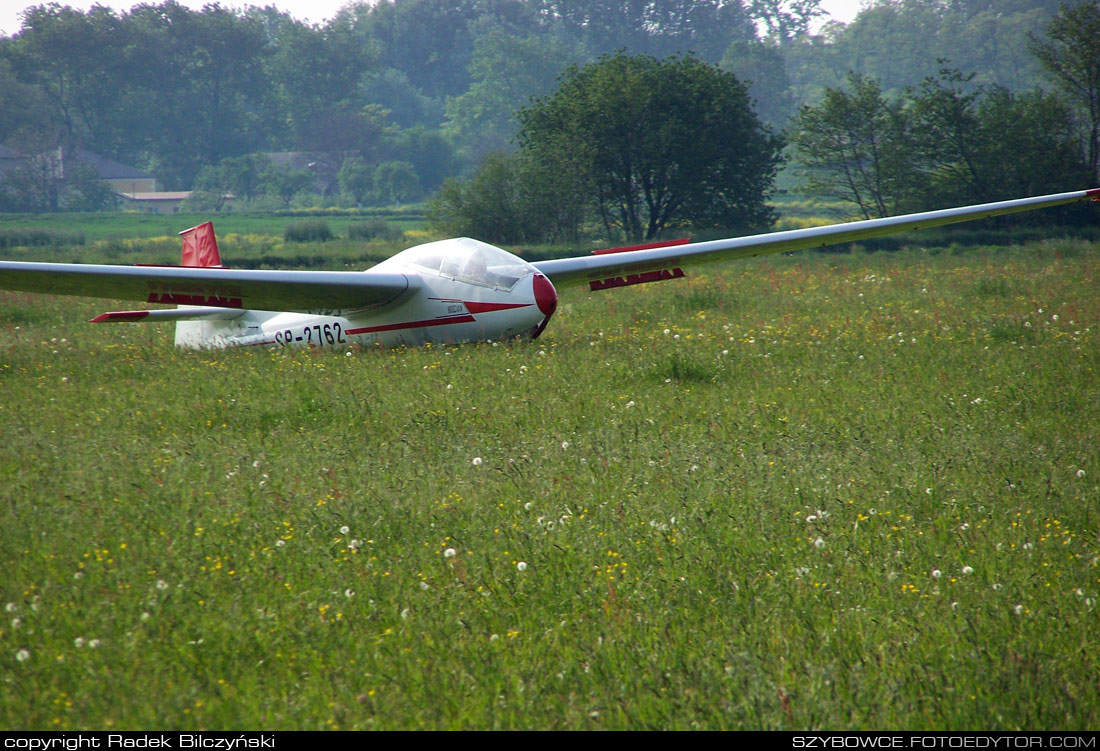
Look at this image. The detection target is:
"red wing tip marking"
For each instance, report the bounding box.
[592,238,691,255]
[91,311,150,323]
[589,267,686,291]
[1088,187,1100,201]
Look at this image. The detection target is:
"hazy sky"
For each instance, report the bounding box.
[0,0,867,37]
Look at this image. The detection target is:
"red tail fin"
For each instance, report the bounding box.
[179,221,222,268]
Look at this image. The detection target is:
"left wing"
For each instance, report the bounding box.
[534,189,1100,290]
[0,262,414,312]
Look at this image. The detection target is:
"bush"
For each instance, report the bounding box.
[283,220,334,243]
[347,219,404,242]
[0,228,85,249]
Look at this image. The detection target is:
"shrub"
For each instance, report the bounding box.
[283,220,333,243]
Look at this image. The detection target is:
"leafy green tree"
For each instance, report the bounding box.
[1029,0,1100,183]
[373,160,421,204]
[536,0,757,61]
[518,53,783,241]
[748,0,824,42]
[909,68,991,203]
[791,73,919,218]
[428,152,525,243]
[427,150,585,243]
[338,157,374,206]
[720,39,796,129]
[266,17,373,147]
[262,164,314,207]
[123,2,275,187]
[444,31,583,160]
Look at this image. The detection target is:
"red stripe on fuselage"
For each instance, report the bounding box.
[463,301,532,314]
[345,315,476,336]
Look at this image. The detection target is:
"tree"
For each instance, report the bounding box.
[444,31,582,160]
[373,160,421,204]
[792,73,918,219]
[518,53,783,241]
[1029,0,1100,183]
[338,157,374,206]
[910,68,991,204]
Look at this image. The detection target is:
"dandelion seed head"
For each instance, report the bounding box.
[419,581,430,590]
[88,639,101,648]
[961,566,974,575]
[931,569,942,579]
[516,561,527,572]
[472,457,483,466]
[339,525,350,535]
[74,638,85,648]
[443,547,456,559]
[15,649,29,662]
[155,580,168,591]
[814,537,825,549]
[1076,469,1086,478]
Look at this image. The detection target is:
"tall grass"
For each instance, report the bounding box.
[0,241,1097,730]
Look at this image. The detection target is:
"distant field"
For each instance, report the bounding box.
[0,240,1097,729]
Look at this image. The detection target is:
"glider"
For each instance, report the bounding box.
[0,188,1097,350]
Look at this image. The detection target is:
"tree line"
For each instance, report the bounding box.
[0,0,1097,235]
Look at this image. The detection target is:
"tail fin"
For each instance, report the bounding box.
[179,221,222,268]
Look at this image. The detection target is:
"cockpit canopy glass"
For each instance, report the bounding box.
[383,238,531,291]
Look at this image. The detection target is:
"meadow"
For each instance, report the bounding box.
[0,234,1097,729]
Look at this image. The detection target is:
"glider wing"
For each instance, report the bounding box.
[533,189,1100,290]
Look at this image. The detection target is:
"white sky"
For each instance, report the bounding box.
[0,0,868,38]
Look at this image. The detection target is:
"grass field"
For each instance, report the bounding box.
[0,239,1098,729]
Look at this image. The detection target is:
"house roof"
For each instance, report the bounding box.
[70,148,154,180]
[0,144,155,181]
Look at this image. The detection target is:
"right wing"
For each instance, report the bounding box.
[533,189,1100,290]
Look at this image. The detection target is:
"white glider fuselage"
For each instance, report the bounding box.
[174,237,558,350]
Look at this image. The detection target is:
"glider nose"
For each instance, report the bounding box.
[533,273,557,317]
[530,273,557,339]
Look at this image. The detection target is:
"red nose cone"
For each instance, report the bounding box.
[533,273,558,317]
